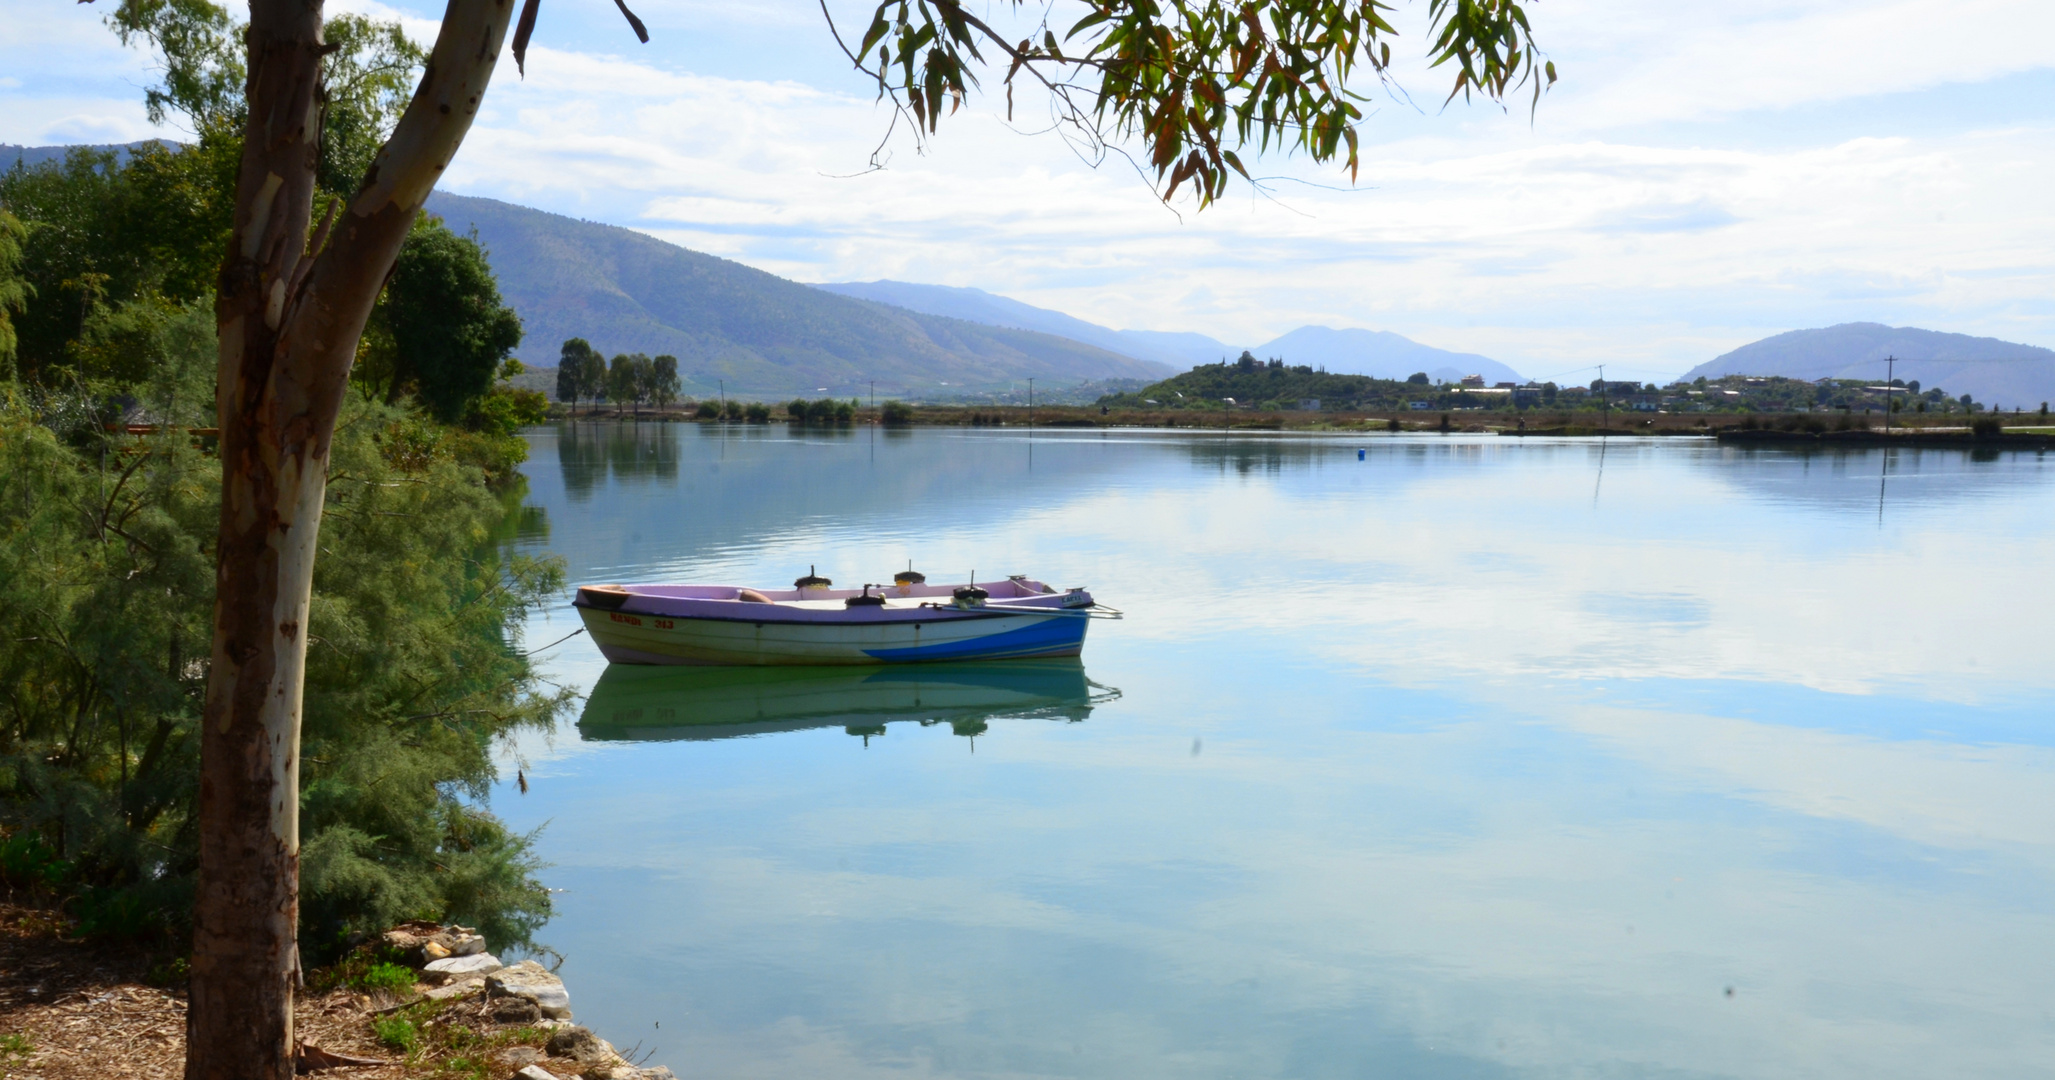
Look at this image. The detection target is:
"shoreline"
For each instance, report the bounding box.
[539,406,2055,443]
[0,907,673,1079]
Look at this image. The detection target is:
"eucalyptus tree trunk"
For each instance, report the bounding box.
[186,0,515,1074]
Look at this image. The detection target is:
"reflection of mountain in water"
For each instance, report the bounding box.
[576,659,1118,744]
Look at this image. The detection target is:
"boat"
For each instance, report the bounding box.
[572,568,1118,666]
[575,659,1119,742]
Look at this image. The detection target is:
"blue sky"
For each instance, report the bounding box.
[6,0,2055,384]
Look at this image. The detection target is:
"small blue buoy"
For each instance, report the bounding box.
[1357,448,1366,460]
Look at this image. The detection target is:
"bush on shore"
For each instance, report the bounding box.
[0,386,569,958]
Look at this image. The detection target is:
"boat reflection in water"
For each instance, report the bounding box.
[575,659,1119,745]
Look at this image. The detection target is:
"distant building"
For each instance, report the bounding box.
[1297,399,1322,411]
[1460,374,1487,388]
[1409,401,1433,411]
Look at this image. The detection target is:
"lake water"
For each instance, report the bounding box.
[496,422,2055,1080]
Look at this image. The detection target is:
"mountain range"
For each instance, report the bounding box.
[1683,323,2055,409]
[29,147,2049,404]
[811,281,1232,370]
[425,193,1171,396]
[4,141,171,170]
[813,280,1527,385]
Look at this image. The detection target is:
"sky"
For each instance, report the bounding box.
[6,0,2055,384]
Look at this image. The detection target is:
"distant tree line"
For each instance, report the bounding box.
[787,397,859,424]
[553,339,680,416]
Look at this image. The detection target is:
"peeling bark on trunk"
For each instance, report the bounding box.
[185,0,516,1075]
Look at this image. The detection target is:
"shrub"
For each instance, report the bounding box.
[695,400,720,419]
[374,1016,420,1053]
[0,393,568,960]
[0,831,71,889]
[881,401,914,426]
[74,884,183,941]
[744,402,771,423]
[355,962,419,994]
[722,400,744,421]
[1972,417,2002,438]
[465,385,548,437]
[786,399,808,420]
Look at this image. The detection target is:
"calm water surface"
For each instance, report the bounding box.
[496,423,2055,1080]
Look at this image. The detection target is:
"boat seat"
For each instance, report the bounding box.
[736,588,774,603]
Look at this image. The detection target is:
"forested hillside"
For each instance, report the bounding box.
[1099,353,1431,410]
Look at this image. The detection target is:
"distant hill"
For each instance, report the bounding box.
[1248,326,1525,384]
[1101,357,1434,412]
[1684,323,2055,409]
[423,193,1168,397]
[2,141,174,170]
[814,280,1216,369]
[811,280,1524,381]
[1115,329,1238,369]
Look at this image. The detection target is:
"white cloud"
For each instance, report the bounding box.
[1538,0,2055,131]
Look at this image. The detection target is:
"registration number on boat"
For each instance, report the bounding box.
[609,612,672,629]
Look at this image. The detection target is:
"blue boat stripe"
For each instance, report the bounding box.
[863,616,1087,661]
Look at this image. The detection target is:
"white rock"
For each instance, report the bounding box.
[638,1069,678,1080]
[446,932,487,957]
[423,953,503,984]
[423,976,484,1001]
[487,959,572,1018]
[514,1066,561,1080]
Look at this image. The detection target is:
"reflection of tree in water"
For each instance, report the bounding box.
[556,422,608,502]
[1710,445,2038,513]
[1188,439,1319,477]
[558,421,680,501]
[606,422,680,482]
[496,502,550,544]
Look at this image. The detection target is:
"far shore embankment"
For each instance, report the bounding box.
[544,403,2055,444]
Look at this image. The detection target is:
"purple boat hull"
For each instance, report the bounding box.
[573,577,1103,666]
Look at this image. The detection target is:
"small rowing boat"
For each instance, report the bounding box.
[573,568,1118,666]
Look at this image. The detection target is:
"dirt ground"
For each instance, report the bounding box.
[0,903,600,1080]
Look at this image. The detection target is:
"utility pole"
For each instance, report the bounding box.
[1027,377,1035,430]
[719,378,725,419]
[869,380,875,412]
[1884,355,1896,435]
[1598,364,1609,431]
